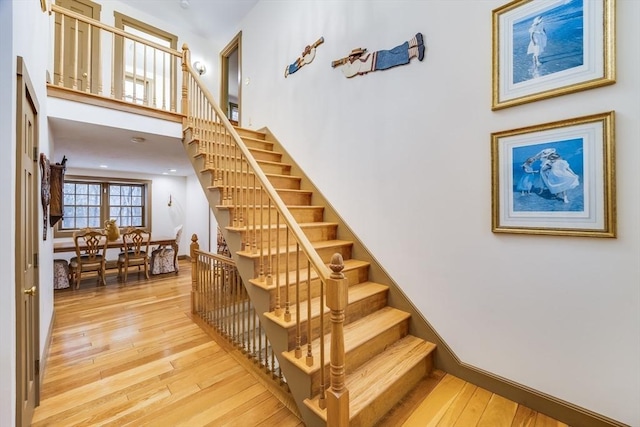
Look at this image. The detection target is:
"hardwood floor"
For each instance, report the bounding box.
[32,260,304,427]
[33,259,568,427]
[377,370,569,427]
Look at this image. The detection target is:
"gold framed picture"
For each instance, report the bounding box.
[492,0,616,110]
[491,111,615,237]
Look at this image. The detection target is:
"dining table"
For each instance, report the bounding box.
[53,235,179,272]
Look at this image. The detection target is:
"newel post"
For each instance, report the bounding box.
[181,43,190,119]
[326,253,349,426]
[190,233,199,314]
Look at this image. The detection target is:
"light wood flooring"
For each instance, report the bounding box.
[33,260,569,427]
[32,260,304,427]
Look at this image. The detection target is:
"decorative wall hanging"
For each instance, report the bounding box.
[49,156,67,228]
[39,153,51,240]
[491,111,615,237]
[331,32,425,78]
[492,0,615,110]
[284,37,324,78]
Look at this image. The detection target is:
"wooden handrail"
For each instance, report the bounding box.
[183,47,348,423]
[182,45,332,283]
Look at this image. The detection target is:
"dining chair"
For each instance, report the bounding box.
[150,224,182,275]
[69,228,108,289]
[117,228,151,283]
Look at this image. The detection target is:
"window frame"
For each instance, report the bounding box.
[113,11,178,109]
[53,175,152,238]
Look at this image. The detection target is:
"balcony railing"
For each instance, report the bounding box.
[190,235,286,388]
[48,3,183,116]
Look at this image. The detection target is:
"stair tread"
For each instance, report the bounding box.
[264,281,388,327]
[193,151,280,163]
[226,221,338,232]
[237,239,353,259]
[282,306,411,373]
[248,146,278,155]
[304,335,436,420]
[216,204,324,210]
[200,168,298,180]
[208,186,312,195]
[250,258,370,290]
[254,159,290,167]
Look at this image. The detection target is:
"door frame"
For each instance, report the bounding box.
[15,56,41,427]
[220,32,242,125]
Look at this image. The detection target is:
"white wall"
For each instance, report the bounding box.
[0,1,17,423]
[239,1,640,425]
[186,173,216,253]
[1,0,54,424]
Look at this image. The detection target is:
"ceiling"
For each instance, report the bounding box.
[50,0,258,177]
[50,117,192,176]
[121,0,259,41]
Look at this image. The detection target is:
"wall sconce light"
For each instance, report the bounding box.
[168,194,173,207]
[193,61,206,75]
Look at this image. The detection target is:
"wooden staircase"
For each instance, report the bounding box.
[184,123,437,426]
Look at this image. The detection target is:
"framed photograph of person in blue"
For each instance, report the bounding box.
[492,0,615,110]
[491,111,615,237]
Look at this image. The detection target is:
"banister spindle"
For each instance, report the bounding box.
[110,33,115,98]
[85,22,91,93]
[284,227,291,322]
[306,260,313,367]
[294,243,302,359]
[162,49,171,110]
[258,186,265,282]
[152,48,157,107]
[266,199,272,286]
[143,44,148,105]
[319,265,326,410]
[252,179,257,254]
[58,13,65,86]
[72,18,78,90]
[274,212,282,316]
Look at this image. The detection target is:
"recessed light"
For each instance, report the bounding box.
[99,164,108,168]
[162,172,169,175]
[169,169,177,173]
[131,136,146,143]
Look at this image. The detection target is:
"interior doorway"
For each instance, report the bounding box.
[220,32,241,125]
[16,56,41,427]
[54,0,101,93]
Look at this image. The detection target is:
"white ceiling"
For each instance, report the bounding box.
[51,117,191,176]
[50,0,258,177]
[121,0,259,41]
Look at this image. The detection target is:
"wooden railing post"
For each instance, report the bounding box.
[326,253,349,426]
[190,233,199,314]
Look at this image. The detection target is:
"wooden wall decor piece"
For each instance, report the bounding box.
[331,32,425,78]
[39,153,51,240]
[49,156,67,228]
[284,37,324,78]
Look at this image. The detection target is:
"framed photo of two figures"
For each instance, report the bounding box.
[491,0,616,110]
[491,111,615,237]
